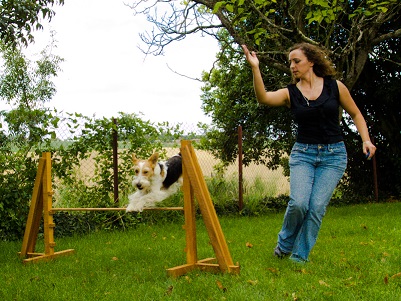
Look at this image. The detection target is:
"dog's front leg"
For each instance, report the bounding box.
[126,193,147,212]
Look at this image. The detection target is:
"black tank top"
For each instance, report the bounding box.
[288,77,343,144]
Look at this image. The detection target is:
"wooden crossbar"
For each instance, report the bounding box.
[51,207,184,212]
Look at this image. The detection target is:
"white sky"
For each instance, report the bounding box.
[12,0,220,124]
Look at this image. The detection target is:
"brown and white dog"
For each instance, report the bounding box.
[126,152,182,212]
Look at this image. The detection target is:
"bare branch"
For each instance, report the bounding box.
[166,63,203,82]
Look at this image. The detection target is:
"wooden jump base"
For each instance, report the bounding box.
[19,140,240,278]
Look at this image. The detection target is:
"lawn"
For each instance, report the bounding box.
[1,202,401,300]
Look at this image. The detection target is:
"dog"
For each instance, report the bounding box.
[126,152,183,212]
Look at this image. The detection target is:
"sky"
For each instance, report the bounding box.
[11,0,220,124]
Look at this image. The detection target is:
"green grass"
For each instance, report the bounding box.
[1,202,401,300]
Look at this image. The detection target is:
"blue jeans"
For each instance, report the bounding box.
[277,142,347,262]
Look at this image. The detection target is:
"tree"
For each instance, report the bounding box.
[0,0,64,47]
[0,40,63,240]
[129,0,401,198]
[129,0,400,88]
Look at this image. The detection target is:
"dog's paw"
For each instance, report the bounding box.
[126,203,144,213]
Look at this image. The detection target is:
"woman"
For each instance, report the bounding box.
[242,43,376,263]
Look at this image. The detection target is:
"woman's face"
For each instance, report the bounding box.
[289,49,314,79]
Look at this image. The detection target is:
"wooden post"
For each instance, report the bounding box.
[42,152,55,256]
[183,150,197,265]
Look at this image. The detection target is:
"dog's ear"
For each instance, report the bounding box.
[132,154,139,165]
[148,152,159,166]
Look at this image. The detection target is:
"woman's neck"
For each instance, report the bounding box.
[297,73,324,100]
[298,72,321,89]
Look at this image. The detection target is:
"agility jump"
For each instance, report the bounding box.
[19,140,240,277]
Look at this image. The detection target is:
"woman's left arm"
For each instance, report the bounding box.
[337,80,377,159]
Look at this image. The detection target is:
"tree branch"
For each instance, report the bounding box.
[372,28,401,46]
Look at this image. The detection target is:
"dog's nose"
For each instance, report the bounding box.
[136,183,143,190]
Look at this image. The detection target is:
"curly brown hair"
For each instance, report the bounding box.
[289,43,337,82]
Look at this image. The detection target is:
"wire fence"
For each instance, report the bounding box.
[50,120,289,206]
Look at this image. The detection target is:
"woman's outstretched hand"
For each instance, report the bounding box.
[241,45,259,68]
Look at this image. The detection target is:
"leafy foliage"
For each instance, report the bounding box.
[0,42,63,240]
[0,106,184,241]
[199,31,294,170]
[343,36,401,198]
[51,112,183,209]
[0,0,64,47]
[130,0,401,87]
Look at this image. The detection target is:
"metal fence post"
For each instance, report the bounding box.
[371,136,378,201]
[112,118,119,204]
[238,125,243,211]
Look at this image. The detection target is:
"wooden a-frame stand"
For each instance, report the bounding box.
[19,140,240,277]
[167,140,239,277]
[19,152,75,263]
